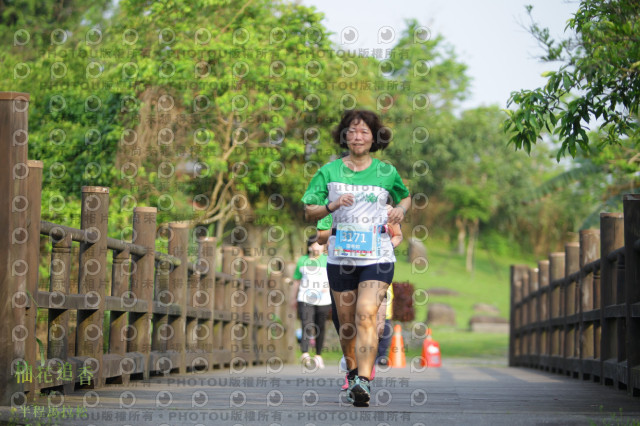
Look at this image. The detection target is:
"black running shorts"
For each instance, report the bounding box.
[326,262,394,292]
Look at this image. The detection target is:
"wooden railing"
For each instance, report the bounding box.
[510,195,640,396]
[0,92,295,406]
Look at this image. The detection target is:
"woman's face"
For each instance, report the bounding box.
[346,119,373,155]
[309,242,324,256]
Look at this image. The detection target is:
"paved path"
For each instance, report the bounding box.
[1,358,639,425]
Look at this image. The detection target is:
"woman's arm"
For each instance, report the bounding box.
[304,194,354,222]
[290,279,300,311]
[316,229,331,245]
[304,202,335,222]
[389,223,403,248]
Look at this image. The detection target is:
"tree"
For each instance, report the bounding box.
[504,0,640,158]
[371,20,471,217]
[0,0,110,43]
[107,0,342,253]
[442,107,517,272]
[520,133,639,231]
[2,0,344,254]
[0,0,120,228]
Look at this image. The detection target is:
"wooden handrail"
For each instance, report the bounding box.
[41,220,182,266]
[0,91,296,404]
[509,197,640,397]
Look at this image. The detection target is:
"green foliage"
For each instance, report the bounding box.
[443,182,493,223]
[393,237,517,329]
[480,230,518,258]
[521,161,601,204]
[1,0,345,243]
[3,0,618,261]
[518,129,638,242]
[378,20,471,198]
[504,0,640,158]
[0,0,111,42]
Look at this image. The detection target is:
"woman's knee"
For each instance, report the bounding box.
[355,307,378,328]
[338,322,357,340]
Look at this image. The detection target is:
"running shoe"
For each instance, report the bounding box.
[314,354,325,369]
[348,376,371,407]
[377,357,389,367]
[300,352,311,367]
[345,375,357,401]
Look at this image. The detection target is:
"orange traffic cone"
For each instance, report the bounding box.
[388,324,406,368]
[420,328,441,367]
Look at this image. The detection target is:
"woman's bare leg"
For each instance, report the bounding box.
[355,280,389,379]
[332,289,358,371]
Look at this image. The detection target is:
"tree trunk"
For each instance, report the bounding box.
[455,217,466,255]
[465,218,479,273]
[243,223,263,256]
[216,218,225,244]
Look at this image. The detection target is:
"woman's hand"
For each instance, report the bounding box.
[387,206,405,224]
[387,196,411,225]
[335,193,355,209]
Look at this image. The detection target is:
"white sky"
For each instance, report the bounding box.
[298,0,580,110]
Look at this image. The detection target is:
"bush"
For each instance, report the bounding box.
[391,281,415,322]
[481,231,520,257]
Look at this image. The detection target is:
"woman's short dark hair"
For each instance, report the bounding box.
[307,235,318,247]
[331,109,391,152]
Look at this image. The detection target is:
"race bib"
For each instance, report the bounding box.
[333,223,380,259]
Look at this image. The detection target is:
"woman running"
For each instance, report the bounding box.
[302,109,410,407]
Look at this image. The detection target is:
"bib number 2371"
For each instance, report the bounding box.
[333,224,379,259]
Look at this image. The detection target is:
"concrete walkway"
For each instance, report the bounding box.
[1,358,639,425]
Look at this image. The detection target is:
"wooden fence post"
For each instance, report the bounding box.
[185,262,201,369]
[241,256,257,365]
[48,233,72,362]
[168,222,189,374]
[0,92,30,405]
[509,265,527,366]
[221,245,242,367]
[197,237,216,370]
[282,262,297,365]
[623,194,640,396]
[549,252,565,371]
[75,186,110,388]
[539,259,550,366]
[151,259,170,355]
[24,160,42,397]
[255,264,269,362]
[600,212,624,387]
[269,267,286,362]
[129,207,157,378]
[529,267,539,361]
[211,248,227,368]
[565,242,580,374]
[229,255,247,365]
[579,229,600,381]
[109,245,130,384]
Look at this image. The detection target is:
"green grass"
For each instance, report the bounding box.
[399,237,527,360]
[393,237,530,329]
[405,331,508,359]
[297,331,509,363]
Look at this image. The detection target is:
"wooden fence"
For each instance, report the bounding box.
[510,195,640,396]
[0,92,296,406]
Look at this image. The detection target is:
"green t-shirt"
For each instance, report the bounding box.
[317,214,332,231]
[302,158,409,265]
